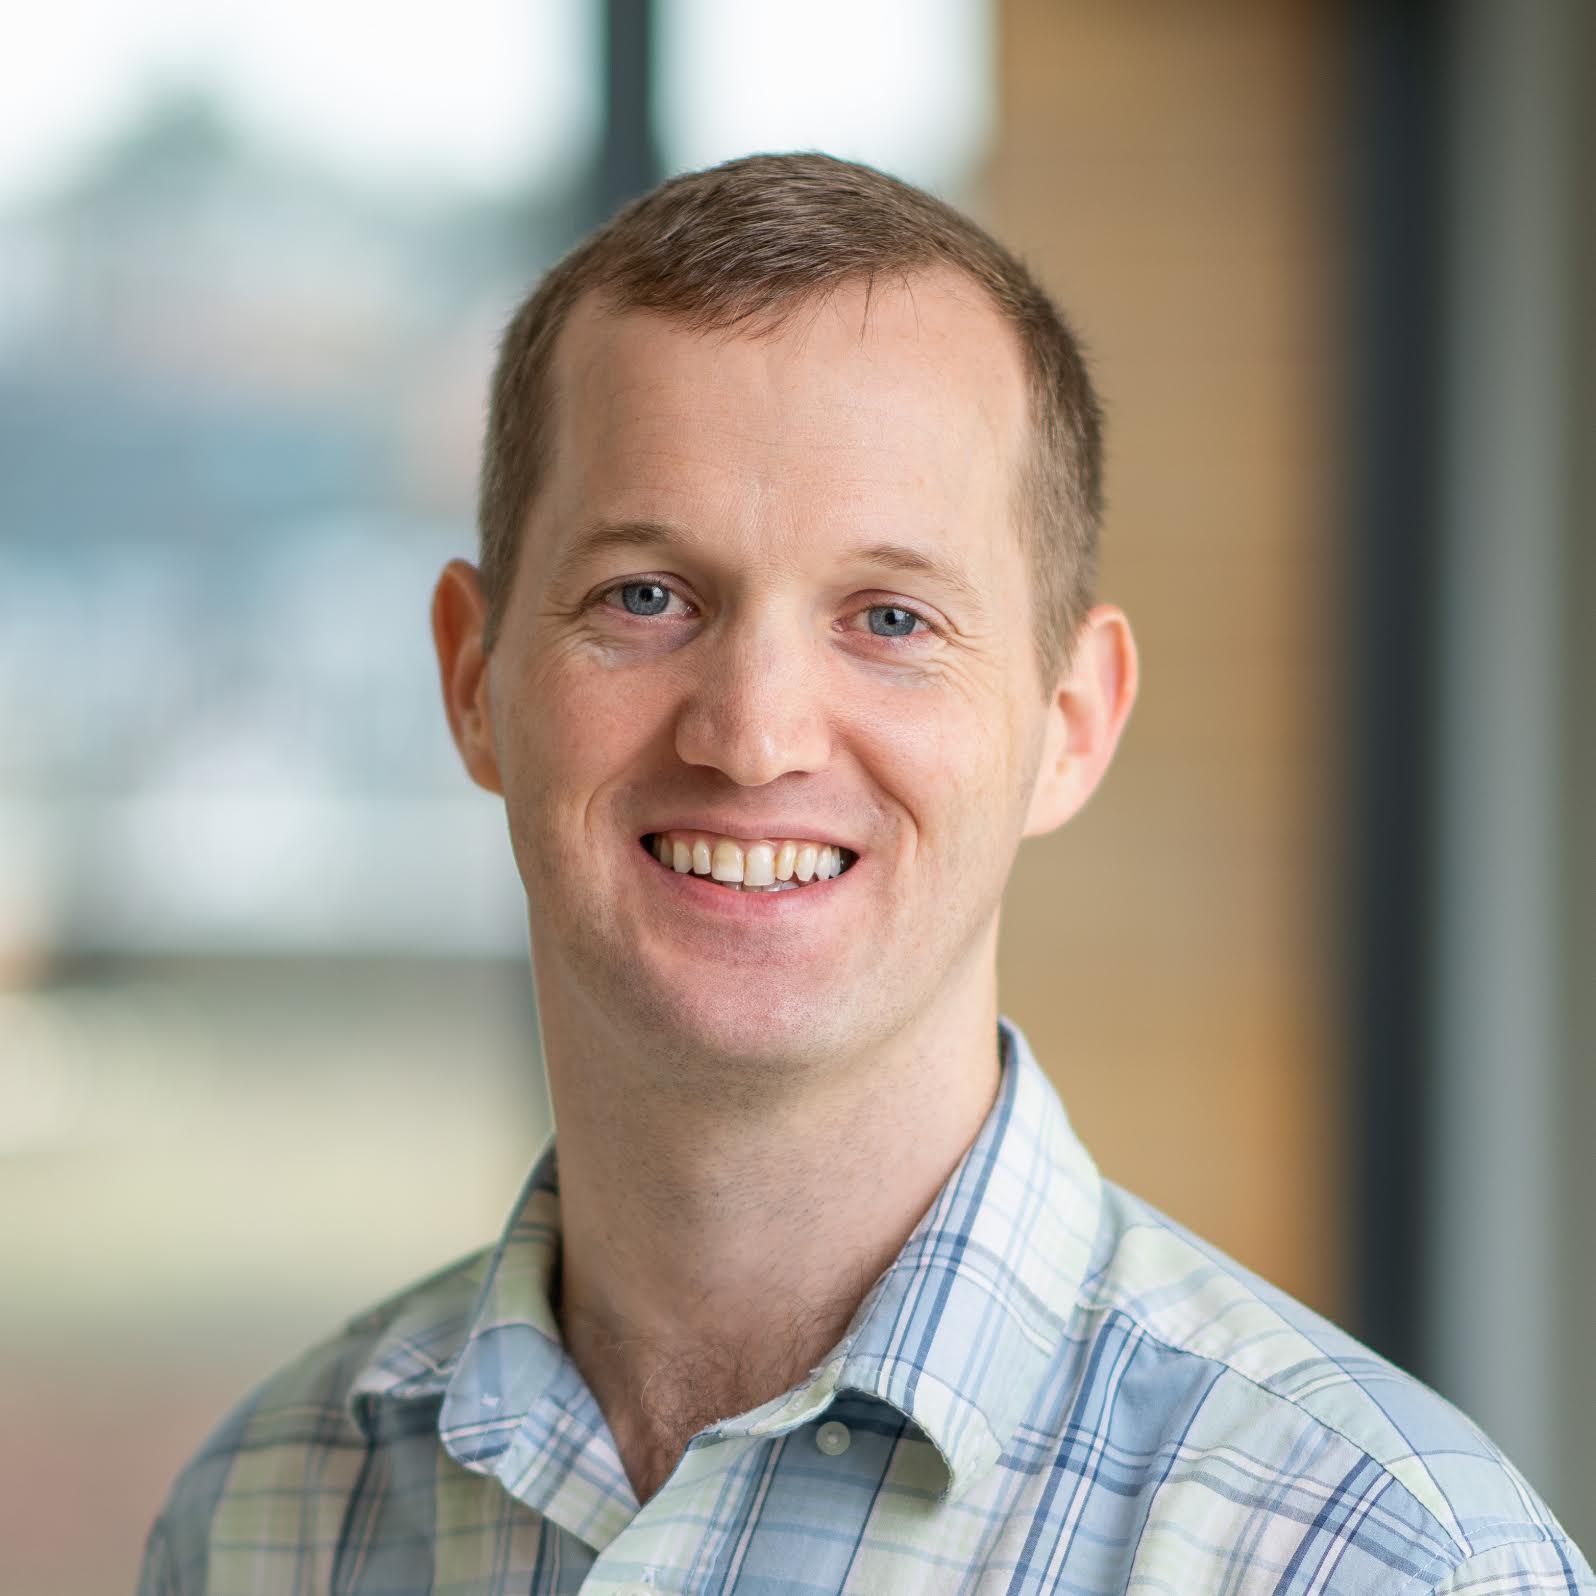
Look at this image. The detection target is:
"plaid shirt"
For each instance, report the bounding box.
[139,1017,1593,1594]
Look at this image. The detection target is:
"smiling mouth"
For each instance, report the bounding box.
[640,831,857,892]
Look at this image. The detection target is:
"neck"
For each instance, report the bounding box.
[533,946,1004,1502]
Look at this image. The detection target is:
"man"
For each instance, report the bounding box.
[139,153,1591,1594]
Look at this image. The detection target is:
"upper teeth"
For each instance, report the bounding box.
[648,830,850,887]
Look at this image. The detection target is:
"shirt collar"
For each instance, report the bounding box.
[353,1015,1101,1506]
[717,1016,1103,1498]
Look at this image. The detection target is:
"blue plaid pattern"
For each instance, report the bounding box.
[139,1018,1593,1593]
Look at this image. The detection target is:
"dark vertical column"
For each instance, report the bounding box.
[1556,1,1596,1549]
[597,0,662,224]
[1338,0,1449,1378]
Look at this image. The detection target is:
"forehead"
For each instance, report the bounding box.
[533,268,1031,568]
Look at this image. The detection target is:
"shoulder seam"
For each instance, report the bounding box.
[1088,1300,1486,1563]
[341,1245,492,1336]
[1417,1529,1593,1594]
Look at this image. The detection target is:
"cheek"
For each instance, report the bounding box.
[501,650,664,833]
[842,680,1020,855]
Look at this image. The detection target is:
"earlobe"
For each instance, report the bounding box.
[1022,605,1139,839]
[431,558,505,796]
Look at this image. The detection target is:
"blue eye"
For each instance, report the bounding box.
[866,604,922,637]
[617,581,671,616]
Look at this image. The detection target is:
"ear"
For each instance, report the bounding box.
[1022,603,1139,838]
[431,558,504,796]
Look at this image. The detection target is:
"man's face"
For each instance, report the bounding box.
[481,269,1055,1069]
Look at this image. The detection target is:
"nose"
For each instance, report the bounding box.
[673,612,831,785]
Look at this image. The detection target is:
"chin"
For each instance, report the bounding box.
[657,973,848,1064]
[595,954,887,1084]
[526,858,922,1072]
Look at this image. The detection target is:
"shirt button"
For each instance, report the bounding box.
[815,1419,851,1456]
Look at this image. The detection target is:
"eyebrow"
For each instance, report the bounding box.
[548,517,987,611]
[850,540,986,610]
[546,518,682,592]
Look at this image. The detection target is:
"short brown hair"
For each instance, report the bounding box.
[476,152,1103,686]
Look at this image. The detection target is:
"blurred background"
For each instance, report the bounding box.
[1,1,1591,1588]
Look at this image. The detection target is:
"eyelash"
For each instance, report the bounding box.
[595,581,939,641]
[852,603,936,641]
[596,581,694,621]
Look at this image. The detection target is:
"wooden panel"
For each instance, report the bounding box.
[985,0,1345,1316]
